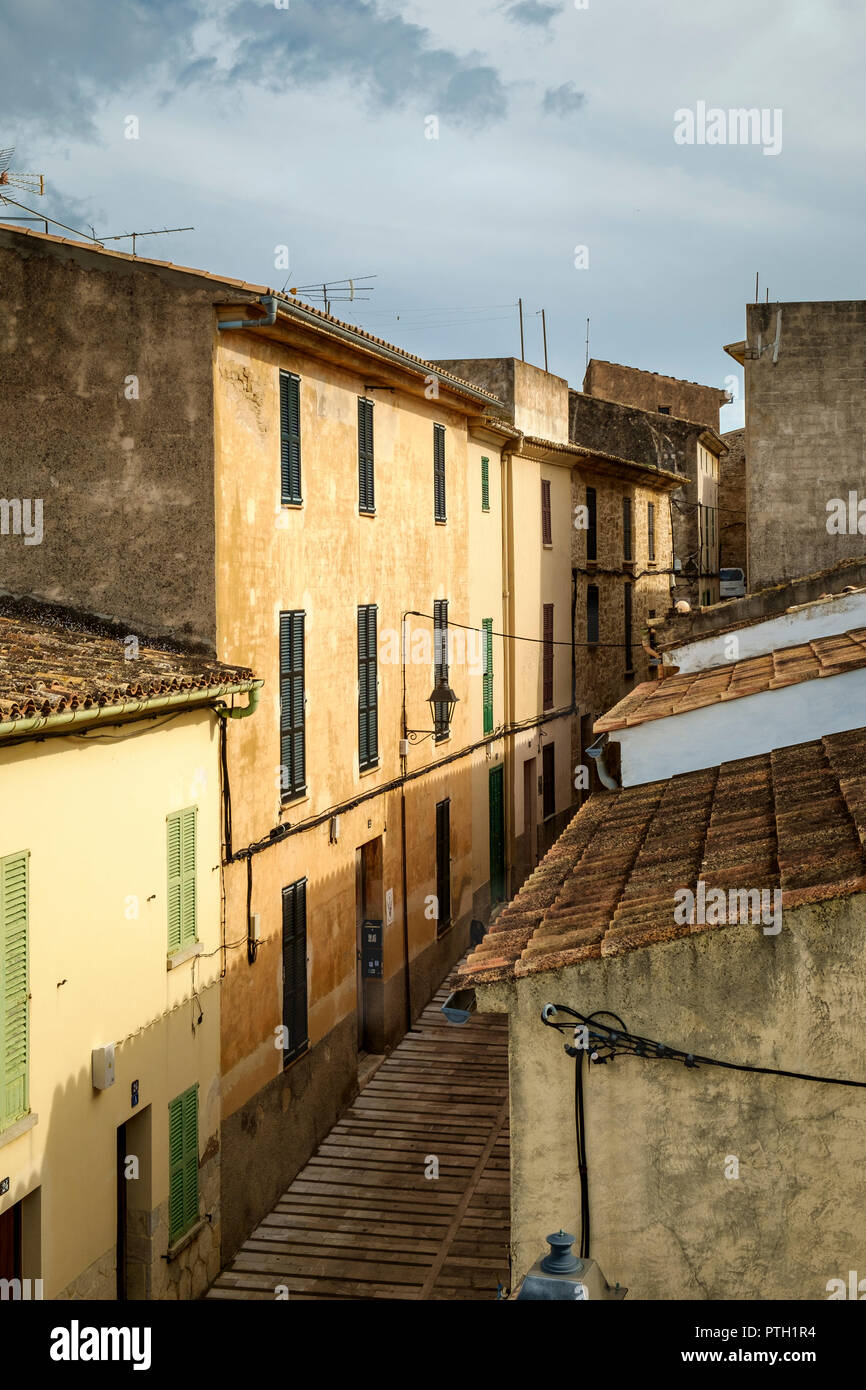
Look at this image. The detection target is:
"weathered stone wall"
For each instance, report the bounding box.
[583,359,728,428]
[744,300,866,590]
[719,426,746,573]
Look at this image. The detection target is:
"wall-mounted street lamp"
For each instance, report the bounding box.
[405,675,459,744]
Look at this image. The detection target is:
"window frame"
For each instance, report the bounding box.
[433,424,447,523]
[279,371,302,506]
[358,603,379,771]
[279,610,307,801]
[358,397,375,515]
[166,807,197,956]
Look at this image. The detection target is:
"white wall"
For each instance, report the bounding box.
[617,666,866,785]
[665,591,866,673]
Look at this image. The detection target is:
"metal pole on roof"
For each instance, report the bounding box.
[541,308,548,372]
[518,298,525,361]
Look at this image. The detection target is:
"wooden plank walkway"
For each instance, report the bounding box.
[208,980,510,1301]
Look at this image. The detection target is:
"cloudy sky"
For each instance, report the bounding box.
[5,0,865,429]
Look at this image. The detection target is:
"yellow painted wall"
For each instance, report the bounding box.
[0,709,222,1298]
[213,328,480,1117]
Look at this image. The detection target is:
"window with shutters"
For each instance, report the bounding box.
[433,423,447,522]
[0,851,29,1133]
[542,604,554,711]
[358,604,378,771]
[541,479,552,546]
[358,398,375,514]
[587,585,600,645]
[279,610,306,800]
[168,1084,199,1244]
[481,456,490,512]
[279,371,302,505]
[166,809,196,956]
[623,496,633,562]
[482,618,493,736]
[433,598,449,742]
[586,487,597,562]
[281,879,309,1066]
[542,742,555,820]
[624,582,634,673]
[435,799,451,937]
[648,501,656,562]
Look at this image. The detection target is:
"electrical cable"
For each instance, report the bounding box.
[542,1004,866,1088]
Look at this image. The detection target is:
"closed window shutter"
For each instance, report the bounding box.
[358,604,378,770]
[282,880,309,1064]
[586,487,597,562]
[624,583,633,669]
[0,851,29,1131]
[168,1084,199,1243]
[167,808,196,952]
[587,585,600,644]
[481,456,490,511]
[648,502,656,561]
[435,800,451,934]
[543,742,555,820]
[280,611,306,797]
[541,479,552,545]
[482,618,493,735]
[623,496,633,561]
[358,399,375,512]
[542,604,554,710]
[280,372,302,504]
[433,598,449,740]
[434,425,446,521]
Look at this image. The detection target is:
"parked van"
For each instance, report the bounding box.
[720,567,746,599]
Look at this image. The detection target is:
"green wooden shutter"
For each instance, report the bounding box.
[280,372,302,505]
[168,1084,199,1243]
[0,851,29,1131]
[481,456,490,512]
[280,611,306,797]
[167,808,196,953]
[433,425,446,521]
[358,605,378,770]
[358,399,375,512]
[482,618,493,735]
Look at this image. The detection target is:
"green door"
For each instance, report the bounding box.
[489,765,505,905]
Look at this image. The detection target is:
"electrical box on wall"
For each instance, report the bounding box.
[250,912,261,943]
[91,1043,115,1090]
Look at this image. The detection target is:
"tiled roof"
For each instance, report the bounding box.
[0,606,255,724]
[0,221,502,406]
[596,629,866,732]
[458,729,866,985]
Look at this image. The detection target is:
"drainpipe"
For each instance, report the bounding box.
[586,736,619,791]
[215,686,261,720]
[217,295,278,332]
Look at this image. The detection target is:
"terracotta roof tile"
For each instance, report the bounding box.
[596,629,866,733]
[0,602,255,726]
[457,728,866,985]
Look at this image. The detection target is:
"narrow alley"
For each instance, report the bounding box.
[208,982,510,1301]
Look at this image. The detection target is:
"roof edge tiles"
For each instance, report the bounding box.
[0,221,503,410]
[595,628,866,733]
[456,727,866,987]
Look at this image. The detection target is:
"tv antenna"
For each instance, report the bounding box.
[99,226,194,256]
[0,147,44,197]
[282,275,376,315]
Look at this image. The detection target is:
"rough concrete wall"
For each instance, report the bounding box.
[435,357,569,442]
[0,230,219,646]
[655,554,866,649]
[745,300,866,590]
[500,894,866,1299]
[720,426,747,574]
[570,389,699,475]
[583,359,727,429]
